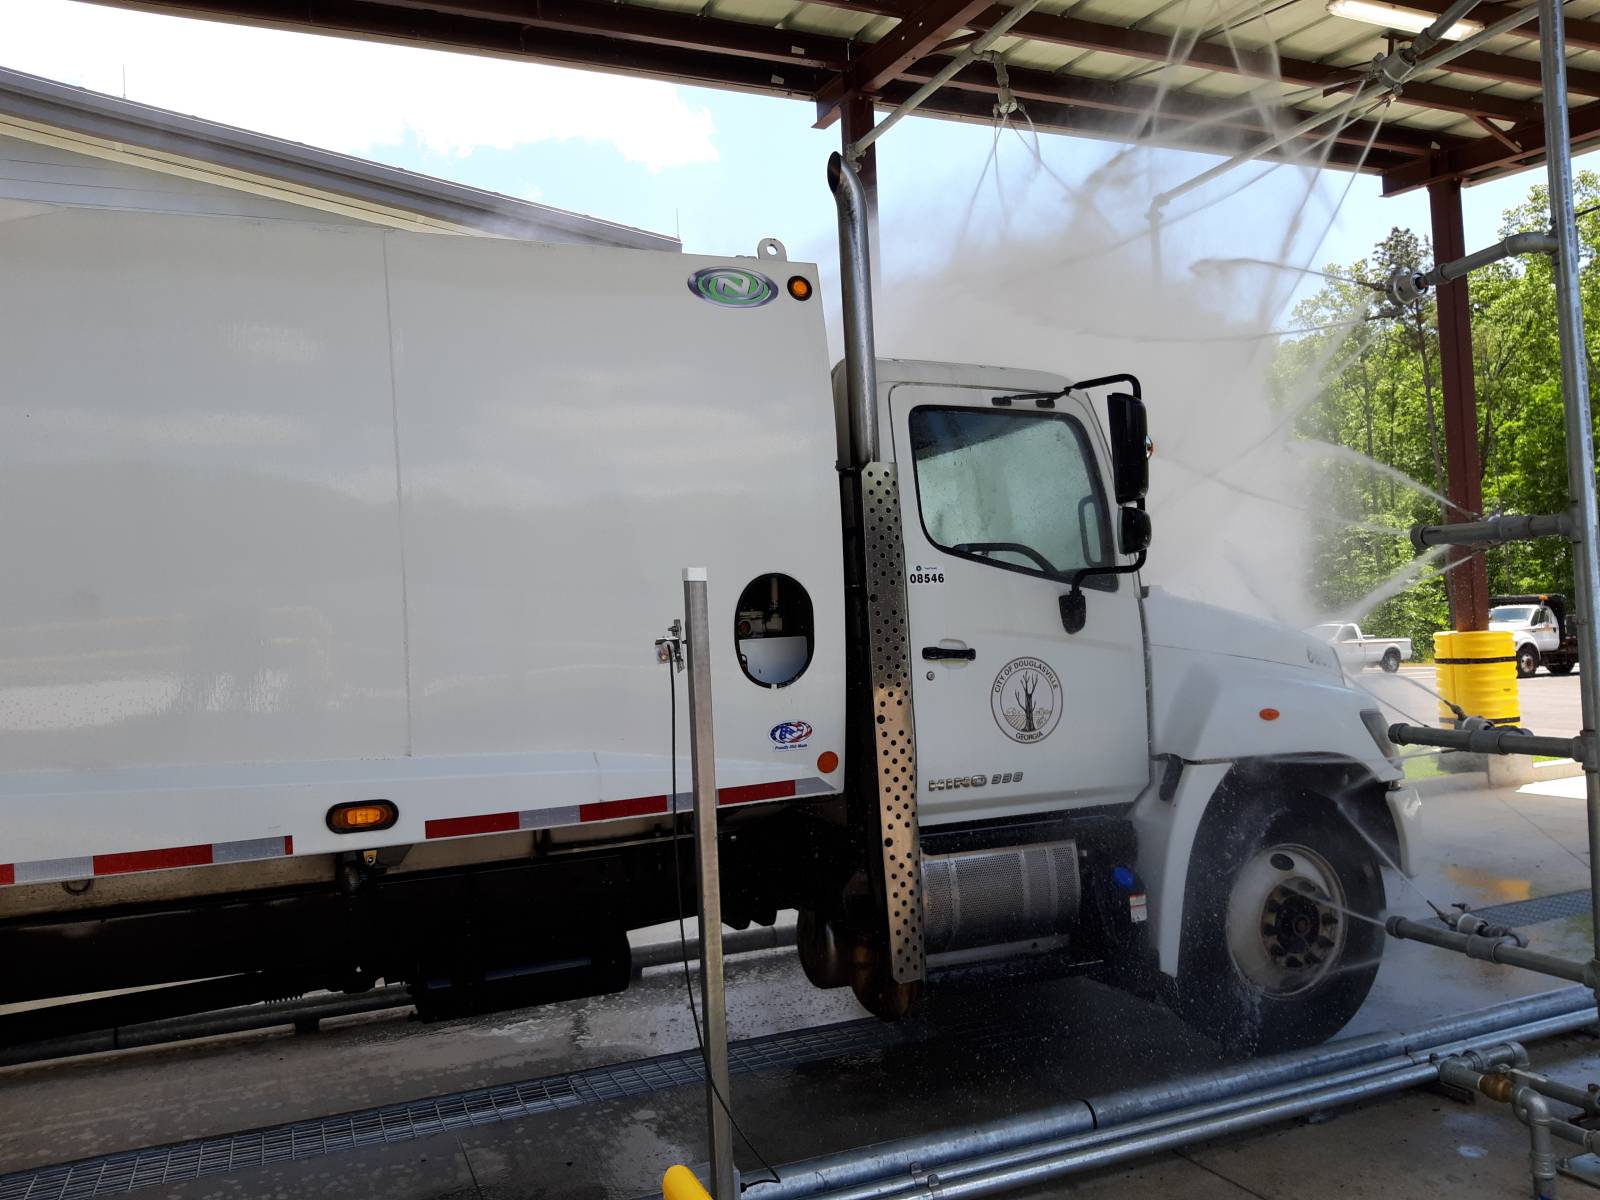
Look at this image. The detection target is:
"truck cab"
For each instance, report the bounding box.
[1490,594,1579,677]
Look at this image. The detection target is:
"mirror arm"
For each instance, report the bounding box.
[1060,549,1148,635]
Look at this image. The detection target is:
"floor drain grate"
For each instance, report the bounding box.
[1466,889,1592,929]
[0,1009,1014,1199]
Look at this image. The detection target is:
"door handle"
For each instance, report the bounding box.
[922,646,976,661]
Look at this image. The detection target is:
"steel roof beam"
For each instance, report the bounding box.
[904,56,1442,155]
[799,0,1539,123]
[79,0,833,92]
[1382,99,1600,192]
[882,81,1414,173]
[814,0,995,126]
[365,0,851,70]
[1399,0,1600,51]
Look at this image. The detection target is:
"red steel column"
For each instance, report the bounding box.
[1429,177,1490,631]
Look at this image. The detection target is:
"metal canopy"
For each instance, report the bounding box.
[83,0,1600,194]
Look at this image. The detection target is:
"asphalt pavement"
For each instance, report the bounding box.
[1355,663,1583,739]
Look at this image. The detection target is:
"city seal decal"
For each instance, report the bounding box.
[688,266,777,309]
[991,657,1063,744]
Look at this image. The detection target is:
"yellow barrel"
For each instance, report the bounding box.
[1435,629,1520,727]
[663,1166,713,1200]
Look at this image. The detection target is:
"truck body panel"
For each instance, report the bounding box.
[0,207,845,879]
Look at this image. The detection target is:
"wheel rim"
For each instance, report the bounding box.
[1225,844,1350,998]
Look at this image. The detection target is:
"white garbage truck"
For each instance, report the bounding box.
[0,158,1417,1053]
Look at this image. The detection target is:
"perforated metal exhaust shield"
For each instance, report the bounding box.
[860,463,925,983]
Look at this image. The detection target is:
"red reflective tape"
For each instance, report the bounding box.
[0,865,12,886]
[94,844,212,876]
[284,836,294,856]
[719,780,797,806]
[580,795,668,822]
[426,812,519,839]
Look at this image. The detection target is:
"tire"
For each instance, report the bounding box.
[1173,795,1384,1056]
[1517,644,1541,679]
[1380,648,1401,673]
[1549,662,1576,676]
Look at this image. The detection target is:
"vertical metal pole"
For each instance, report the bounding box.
[829,152,879,464]
[843,96,881,289]
[1429,178,1489,632]
[683,567,736,1199]
[1539,0,1600,974]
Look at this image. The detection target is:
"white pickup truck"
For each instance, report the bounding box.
[1312,624,1413,673]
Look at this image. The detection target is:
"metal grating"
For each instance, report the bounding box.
[1469,889,1594,929]
[861,462,925,984]
[0,1008,1032,1200]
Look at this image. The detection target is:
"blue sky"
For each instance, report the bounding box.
[7,0,1590,316]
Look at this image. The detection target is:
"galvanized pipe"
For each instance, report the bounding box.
[1408,512,1570,551]
[1410,0,1486,55]
[828,152,878,465]
[847,0,1048,160]
[809,1048,1540,1200]
[1388,723,1586,761]
[1539,0,1600,981]
[1151,0,1538,216]
[683,567,736,1200]
[1388,915,1600,987]
[1390,232,1559,304]
[750,989,1597,1200]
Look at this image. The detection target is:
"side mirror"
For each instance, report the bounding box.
[1107,392,1149,505]
[1119,507,1152,555]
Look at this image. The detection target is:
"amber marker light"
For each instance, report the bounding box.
[818,751,840,773]
[788,276,813,301]
[1259,708,1281,722]
[327,800,399,833]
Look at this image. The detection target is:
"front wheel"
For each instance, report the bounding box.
[1517,644,1541,678]
[1173,798,1384,1055]
[1380,648,1401,673]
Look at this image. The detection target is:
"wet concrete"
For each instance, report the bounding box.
[2,771,1597,1199]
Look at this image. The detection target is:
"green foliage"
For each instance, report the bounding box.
[1274,173,1600,655]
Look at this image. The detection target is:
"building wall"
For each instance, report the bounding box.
[0,133,367,224]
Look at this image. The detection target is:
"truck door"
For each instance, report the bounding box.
[887,383,1150,823]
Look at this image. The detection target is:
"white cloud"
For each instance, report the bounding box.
[2,0,719,171]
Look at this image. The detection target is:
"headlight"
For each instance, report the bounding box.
[1360,708,1395,758]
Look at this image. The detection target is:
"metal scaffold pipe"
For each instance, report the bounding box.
[847,0,1048,160]
[1388,231,1558,304]
[1539,0,1600,982]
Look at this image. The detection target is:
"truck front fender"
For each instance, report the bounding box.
[1132,760,1420,976]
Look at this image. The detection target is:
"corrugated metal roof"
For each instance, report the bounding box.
[78,0,1600,194]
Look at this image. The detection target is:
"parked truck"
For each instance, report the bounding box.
[0,160,1417,1055]
[1489,594,1580,678]
[1310,624,1413,674]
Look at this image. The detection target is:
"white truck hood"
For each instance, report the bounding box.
[1142,586,1344,681]
[1488,619,1532,633]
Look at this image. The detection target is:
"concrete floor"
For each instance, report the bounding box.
[3,756,1599,1200]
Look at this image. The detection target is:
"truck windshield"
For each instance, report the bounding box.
[907,406,1110,580]
[1490,606,1536,623]
[1309,623,1342,640]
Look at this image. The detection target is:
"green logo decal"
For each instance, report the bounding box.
[688,266,777,308]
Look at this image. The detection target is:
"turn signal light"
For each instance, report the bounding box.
[787,275,813,301]
[327,800,398,833]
